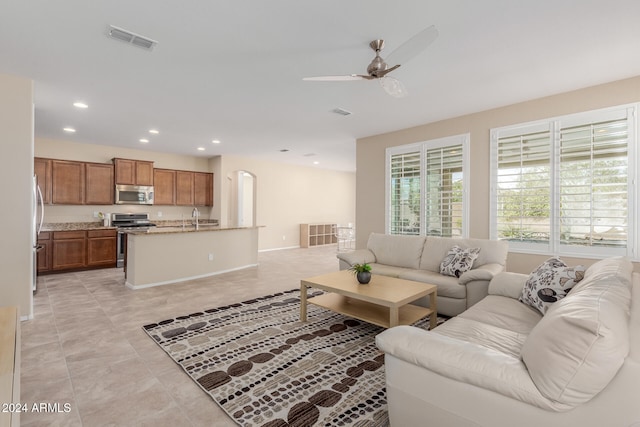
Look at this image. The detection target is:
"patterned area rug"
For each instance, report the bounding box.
[143,289,440,427]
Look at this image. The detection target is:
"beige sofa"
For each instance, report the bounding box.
[376,257,640,427]
[336,233,509,317]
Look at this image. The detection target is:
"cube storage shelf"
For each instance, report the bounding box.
[300,223,338,248]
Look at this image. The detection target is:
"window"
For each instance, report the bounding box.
[386,134,469,237]
[491,105,636,258]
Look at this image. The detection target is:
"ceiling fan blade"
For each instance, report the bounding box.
[379,76,408,98]
[376,64,401,78]
[385,25,438,67]
[303,74,371,81]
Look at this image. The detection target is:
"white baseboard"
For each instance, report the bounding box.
[125,263,259,290]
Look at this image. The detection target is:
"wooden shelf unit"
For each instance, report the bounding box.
[300,223,338,248]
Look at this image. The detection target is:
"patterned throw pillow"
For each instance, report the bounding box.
[519,257,585,315]
[440,246,481,278]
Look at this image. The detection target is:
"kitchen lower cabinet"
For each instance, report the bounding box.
[46,229,117,273]
[87,230,117,267]
[52,231,86,270]
[36,232,52,272]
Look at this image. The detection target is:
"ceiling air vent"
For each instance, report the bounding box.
[331,108,352,116]
[107,25,157,51]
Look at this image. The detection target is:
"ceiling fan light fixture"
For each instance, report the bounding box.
[380,77,408,98]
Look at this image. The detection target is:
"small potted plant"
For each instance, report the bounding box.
[349,262,372,284]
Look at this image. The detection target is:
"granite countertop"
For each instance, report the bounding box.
[126,224,258,235]
[41,222,117,232]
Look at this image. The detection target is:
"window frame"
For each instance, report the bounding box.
[385,134,470,238]
[490,104,637,260]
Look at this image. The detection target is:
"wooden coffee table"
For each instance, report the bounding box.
[300,270,437,329]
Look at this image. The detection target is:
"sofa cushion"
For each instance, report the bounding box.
[459,295,542,335]
[439,246,480,278]
[367,233,426,270]
[420,237,508,272]
[519,257,585,315]
[399,270,465,298]
[520,257,633,408]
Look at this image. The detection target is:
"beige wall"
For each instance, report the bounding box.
[0,74,34,319]
[356,75,640,274]
[35,139,356,252]
[218,155,356,251]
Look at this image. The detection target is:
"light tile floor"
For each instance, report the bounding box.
[21,245,340,426]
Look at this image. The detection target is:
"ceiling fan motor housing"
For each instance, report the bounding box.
[367,40,388,77]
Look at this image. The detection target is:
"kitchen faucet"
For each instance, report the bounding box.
[192,207,199,230]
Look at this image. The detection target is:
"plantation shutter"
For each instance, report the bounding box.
[559,116,629,248]
[495,128,551,243]
[425,144,463,236]
[389,151,421,235]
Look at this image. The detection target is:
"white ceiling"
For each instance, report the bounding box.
[2,1,640,172]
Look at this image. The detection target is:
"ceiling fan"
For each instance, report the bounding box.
[303,25,438,98]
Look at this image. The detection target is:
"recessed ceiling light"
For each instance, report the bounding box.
[73,102,88,109]
[149,129,159,134]
[211,139,221,144]
[197,147,205,151]
[279,149,290,152]
[63,127,76,133]
[313,161,320,165]
[139,138,149,143]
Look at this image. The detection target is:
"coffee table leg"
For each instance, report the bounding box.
[389,306,399,328]
[429,290,437,330]
[300,283,307,322]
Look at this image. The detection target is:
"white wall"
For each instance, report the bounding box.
[0,74,34,318]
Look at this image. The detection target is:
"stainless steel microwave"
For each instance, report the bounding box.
[115,184,154,205]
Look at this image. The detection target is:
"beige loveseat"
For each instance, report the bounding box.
[336,233,509,317]
[376,257,640,427]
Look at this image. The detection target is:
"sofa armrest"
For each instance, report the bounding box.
[336,249,376,269]
[458,263,504,286]
[376,325,556,410]
[488,272,529,299]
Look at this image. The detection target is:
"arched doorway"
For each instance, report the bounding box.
[227,170,256,227]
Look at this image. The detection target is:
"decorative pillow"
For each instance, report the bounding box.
[519,257,585,315]
[439,246,480,278]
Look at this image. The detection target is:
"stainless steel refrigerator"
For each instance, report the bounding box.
[32,175,44,292]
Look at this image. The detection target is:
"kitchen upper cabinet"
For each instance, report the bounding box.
[34,157,52,204]
[153,169,176,205]
[85,163,114,205]
[176,171,194,206]
[52,160,85,205]
[52,231,86,270]
[194,172,213,206]
[114,158,154,186]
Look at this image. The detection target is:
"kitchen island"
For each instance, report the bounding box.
[124,225,259,289]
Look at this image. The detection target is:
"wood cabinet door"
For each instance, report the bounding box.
[194,172,213,206]
[153,169,176,205]
[52,160,85,204]
[85,163,114,205]
[36,232,52,272]
[34,157,52,204]
[135,161,154,185]
[87,231,117,266]
[52,231,86,270]
[114,158,136,185]
[176,171,194,206]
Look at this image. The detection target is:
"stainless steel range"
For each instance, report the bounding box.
[111,213,156,267]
